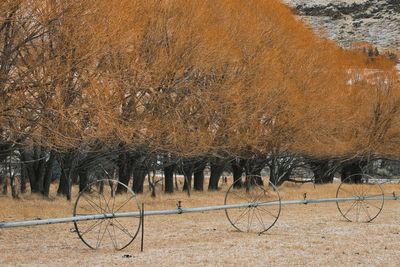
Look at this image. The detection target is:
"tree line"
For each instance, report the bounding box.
[0,0,399,199]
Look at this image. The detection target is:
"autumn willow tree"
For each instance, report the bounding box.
[0,0,399,197]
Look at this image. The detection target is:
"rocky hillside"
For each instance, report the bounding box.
[282,0,400,54]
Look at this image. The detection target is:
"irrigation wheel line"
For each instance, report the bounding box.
[224,175,281,234]
[73,179,141,250]
[1,177,397,251]
[336,174,385,223]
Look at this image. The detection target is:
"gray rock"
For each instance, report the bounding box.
[283,0,400,49]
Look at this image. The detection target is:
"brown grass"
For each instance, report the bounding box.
[1,180,400,266]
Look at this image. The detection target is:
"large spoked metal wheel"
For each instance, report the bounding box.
[224,175,281,234]
[73,179,141,250]
[336,174,384,223]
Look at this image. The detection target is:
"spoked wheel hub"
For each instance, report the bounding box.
[73,179,141,250]
[336,174,384,223]
[224,175,281,234]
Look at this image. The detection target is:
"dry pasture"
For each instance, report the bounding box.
[1,181,400,266]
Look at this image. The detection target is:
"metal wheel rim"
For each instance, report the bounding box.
[336,173,384,223]
[73,179,141,250]
[224,175,281,234]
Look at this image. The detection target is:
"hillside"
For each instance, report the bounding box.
[283,0,400,54]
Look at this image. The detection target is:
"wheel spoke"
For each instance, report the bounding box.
[253,208,266,231]
[362,184,372,197]
[360,201,372,222]
[232,208,251,227]
[364,200,383,210]
[252,187,267,203]
[100,192,114,214]
[231,190,251,203]
[97,190,104,213]
[359,183,366,197]
[112,217,135,239]
[114,195,135,213]
[247,208,254,232]
[111,220,120,249]
[111,183,117,212]
[95,219,104,248]
[355,201,361,222]
[82,194,103,214]
[343,200,358,217]
[96,219,110,249]
[80,219,104,237]
[339,187,358,198]
[106,221,118,250]
[351,184,361,197]
[256,205,278,219]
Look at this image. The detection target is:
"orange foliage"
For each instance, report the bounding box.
[1,0,400,160]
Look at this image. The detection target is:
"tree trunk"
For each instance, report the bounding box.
[2,176,7,195]
[78,169,89,192]
[9,172,17,198]
[99,180,104,194]
[269,165,279,186]
[245,158,264,186]
[182,162,194,192]
[10,176,17,198]
[20,162,27,194]
[34,148,46,193]
[341,161,365,183]
[4,150,17,198]
[148,169,156,198]
[309,159,336,184]
[21,149,40,193]
[72,170,80,185]
[232,160,243,189]
[42,151,55,197]
[132,166,147,193]
[208,160,225,191]
[268,156,293,187]
[164,164,175,193]
[193,161,206,191]
[116,152,133,194]
[21,147,50,195]
[57,151,78,200]
[58,170,69,197]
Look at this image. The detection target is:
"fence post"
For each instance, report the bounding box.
[141,203,144,252]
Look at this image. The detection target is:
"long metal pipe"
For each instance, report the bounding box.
[0,195,397,229]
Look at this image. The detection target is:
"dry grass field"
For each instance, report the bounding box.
[1,179,400,266]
